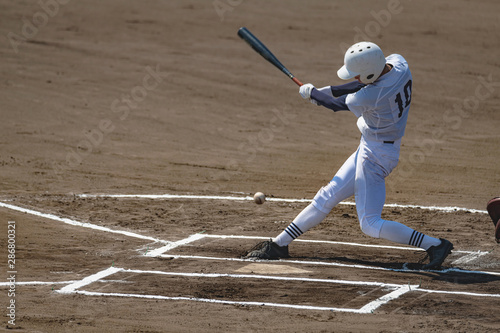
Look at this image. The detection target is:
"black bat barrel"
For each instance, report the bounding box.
[237,27,293,78]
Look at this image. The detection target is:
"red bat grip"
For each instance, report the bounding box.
[291,77,303,86]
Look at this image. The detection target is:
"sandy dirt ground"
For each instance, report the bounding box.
[0,0,500,332]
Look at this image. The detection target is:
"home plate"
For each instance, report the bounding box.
[235,263,311,274]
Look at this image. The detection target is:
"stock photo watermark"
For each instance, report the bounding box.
[339,0,408,54]
[6,221,17,327]
[52,64,167,180]
[213,0,244,22]
[234,107,297,165]
[199,105,297,193]
[388,73,498,189]
[7,0,72,54]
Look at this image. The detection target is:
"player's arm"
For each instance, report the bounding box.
[300,82,365,112]
[315,82,364,97]
[329,81,365,97]
[310,88,349,112]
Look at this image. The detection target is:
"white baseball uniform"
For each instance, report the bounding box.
[274,54,441,250]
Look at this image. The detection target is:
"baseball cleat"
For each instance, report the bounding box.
[244,239,289,260]
[422,238,454,270]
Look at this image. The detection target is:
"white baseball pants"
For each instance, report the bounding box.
[274,136,441,250]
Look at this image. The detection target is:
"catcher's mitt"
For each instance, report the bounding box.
[486,197,500,243]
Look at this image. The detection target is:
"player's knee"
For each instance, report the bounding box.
[312,182,343,214]
[359,215,383,238]
[311,198,332,215]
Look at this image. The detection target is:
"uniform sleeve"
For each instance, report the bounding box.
[316,86,334,97]
[310,88,349,112]
[345,90,370,117]
[330,81,365,97]
[316,82,365,98]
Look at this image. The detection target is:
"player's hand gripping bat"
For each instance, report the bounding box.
[237,27,303,87]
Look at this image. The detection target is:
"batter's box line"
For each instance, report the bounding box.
[56,267,417,314]
[0,201,171,245]
[0,198,489,264]
[0,199,488,265]
[77,193,488,214]
[158,253,500,278]
[146,233,490,267]
[0,200,488,268]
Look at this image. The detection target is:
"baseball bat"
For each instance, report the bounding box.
[237,27,303,86]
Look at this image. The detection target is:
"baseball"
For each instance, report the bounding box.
[253,192,266,204]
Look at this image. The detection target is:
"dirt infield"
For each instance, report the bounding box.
[1,0,500,332]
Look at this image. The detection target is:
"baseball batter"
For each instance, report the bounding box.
[246,42,454,270]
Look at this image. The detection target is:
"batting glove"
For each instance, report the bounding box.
[299,83,315,99]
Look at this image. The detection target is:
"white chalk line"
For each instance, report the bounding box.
[359,287,413,313]
[158,253,500,277]
[0,279,130,288]
[0,198,486,260]
[3,196,481,282]
[202,234,490,266]
[56,266,416,313]
[416,288,500,298]
[148,233,488,269]
[0,201,170,245]
[59,267,121,293]
[0,201,494,276]
[3,197,498,310]
[77,193,310,203]
[145,233,206,257]
[76,193,488,214]
[0,280,78,287]
[71,290,377,313]
[121,268,404,288]
[54,264,500,315]
[154,252,500,298]
[148,231,500,301]
[200,234,483,255]
[451,251,489,265]
[146,232,492,281]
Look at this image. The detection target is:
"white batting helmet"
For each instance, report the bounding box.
[337,42,386,84]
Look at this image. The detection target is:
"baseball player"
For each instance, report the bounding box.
[246,42,454,270]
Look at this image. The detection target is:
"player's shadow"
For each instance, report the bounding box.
[293,255,500,285]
